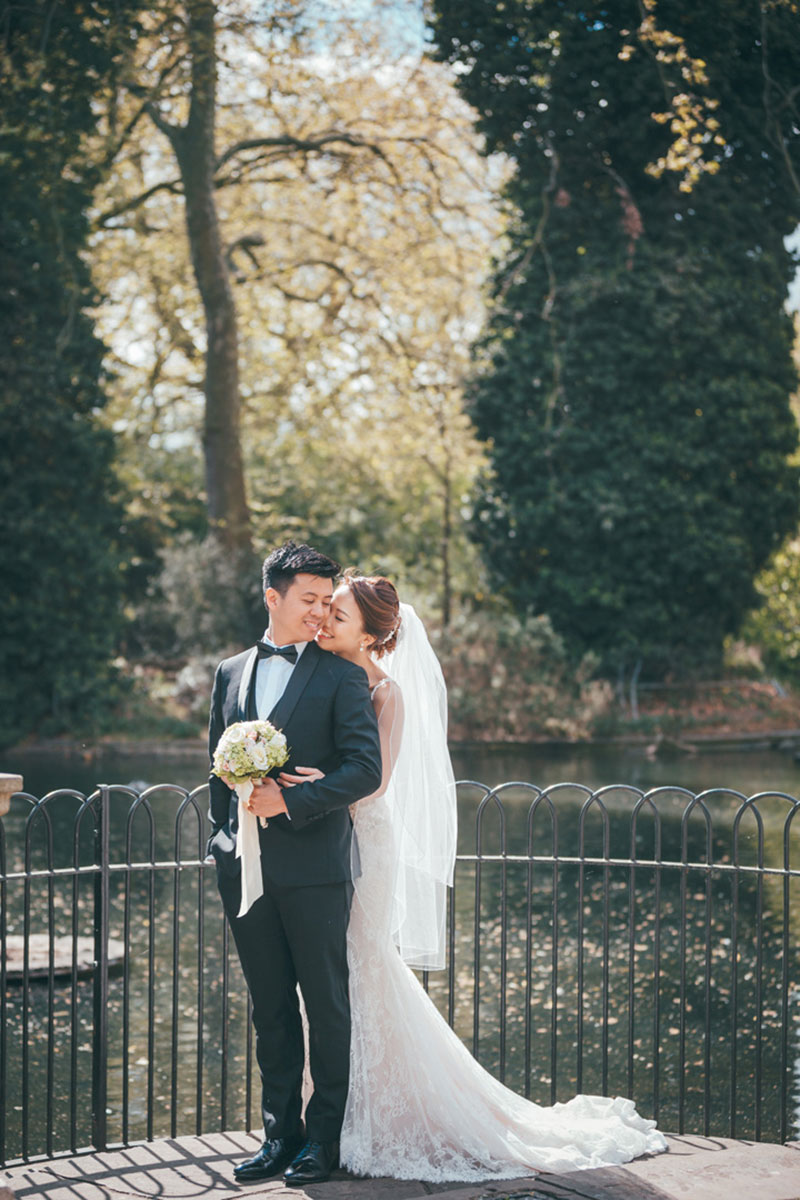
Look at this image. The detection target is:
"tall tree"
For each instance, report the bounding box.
[92,27,501,627]
[92,0,489,564]
[0,1,140,746]
[142,0,251,552]
[432,0,800,678]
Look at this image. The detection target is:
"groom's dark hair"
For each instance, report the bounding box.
[262,540,340,599]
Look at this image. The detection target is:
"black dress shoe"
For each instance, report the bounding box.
[233,1133,304,1182]
[283,1139,339,1186]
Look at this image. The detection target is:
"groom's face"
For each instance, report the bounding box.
[265,573,333,645]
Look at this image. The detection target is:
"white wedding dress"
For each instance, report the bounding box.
[337,608,667,1183]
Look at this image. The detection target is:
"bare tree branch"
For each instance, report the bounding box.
[98,51,190,173]
[144,99,183,145]
[760,3,800,199]
[94,176,183,227]
[214,129,397,173]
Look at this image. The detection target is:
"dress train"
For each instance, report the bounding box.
[339,783,667,1182]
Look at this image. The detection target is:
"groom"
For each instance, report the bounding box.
[207,541,382,1185]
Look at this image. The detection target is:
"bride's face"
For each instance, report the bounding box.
[317,585,369,656]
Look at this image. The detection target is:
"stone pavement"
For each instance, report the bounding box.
[2,1130,800,1200]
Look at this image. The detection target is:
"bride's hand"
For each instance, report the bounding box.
[277,765,325,788]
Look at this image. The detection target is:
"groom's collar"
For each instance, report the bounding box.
[260,630,309,657]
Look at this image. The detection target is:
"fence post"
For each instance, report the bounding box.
[92,785,111,1151]
[0,773,21,1169]
[0,774,22,818]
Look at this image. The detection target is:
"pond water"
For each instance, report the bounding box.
[2,741,799,1161]
[8,738,800,803]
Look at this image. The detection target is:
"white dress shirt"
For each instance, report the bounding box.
[254,633,307,720]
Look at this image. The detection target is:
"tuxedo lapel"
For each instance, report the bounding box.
[237,648,259,720]
[269,640,322,731]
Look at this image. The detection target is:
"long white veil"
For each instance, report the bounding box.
[380,602,457,971]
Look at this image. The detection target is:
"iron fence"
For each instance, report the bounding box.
[1,780,799,1167]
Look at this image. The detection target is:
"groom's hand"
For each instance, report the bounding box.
[277,765,325,787]
[248,778,288,818]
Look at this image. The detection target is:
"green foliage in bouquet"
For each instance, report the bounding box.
[212,720,289,789]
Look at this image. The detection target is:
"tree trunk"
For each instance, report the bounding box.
[439,407,452,628]
[441,463,452,629]
[159,0,251,552]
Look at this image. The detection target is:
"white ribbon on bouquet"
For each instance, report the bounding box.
[235,779,268,917]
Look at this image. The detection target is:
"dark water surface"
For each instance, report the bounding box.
[2,742,799,1160]
[8,738,800,800]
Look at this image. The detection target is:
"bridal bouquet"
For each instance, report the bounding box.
[212,719,289,788]
[212,720,290,917]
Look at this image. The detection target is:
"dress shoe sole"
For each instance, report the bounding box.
[284,1170,333,1187]
[234,1165,291,1183]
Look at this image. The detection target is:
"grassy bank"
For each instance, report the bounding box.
[9,667,800,759]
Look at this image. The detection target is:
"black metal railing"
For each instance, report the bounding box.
[1,780,799,1166]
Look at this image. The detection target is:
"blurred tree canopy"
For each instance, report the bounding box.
[432,0,800,680]
[742,315,800,678]
[1,1,502,747]
[4,1,800,749]
[88,1,501,650]
[0,0,145,746]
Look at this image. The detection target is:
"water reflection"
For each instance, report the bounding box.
[2,743,800,1160]
[8,740,800,804]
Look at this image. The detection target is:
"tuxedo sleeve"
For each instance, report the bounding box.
[207,663,233,835]
[282,667,382,831]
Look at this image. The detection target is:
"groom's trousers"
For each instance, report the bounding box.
[217,868,353,1143]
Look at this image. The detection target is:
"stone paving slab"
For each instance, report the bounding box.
[2,1131,799,1200]
[618,1134,800,1200]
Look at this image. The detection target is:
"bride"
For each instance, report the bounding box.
[279,571,667,1182]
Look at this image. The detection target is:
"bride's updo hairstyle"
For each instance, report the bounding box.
[342,569,401,658]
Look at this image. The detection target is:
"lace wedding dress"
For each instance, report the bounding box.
[338,635,667,1182]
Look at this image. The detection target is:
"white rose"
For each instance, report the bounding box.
[249,741,270,771]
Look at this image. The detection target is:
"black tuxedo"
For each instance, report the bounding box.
[207,638,382,1142]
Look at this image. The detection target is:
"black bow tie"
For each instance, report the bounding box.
[256,641,298,663]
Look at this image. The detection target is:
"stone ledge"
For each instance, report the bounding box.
[0,773,22,818]
[3,936,126,981]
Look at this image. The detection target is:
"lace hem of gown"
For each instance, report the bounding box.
[339,793,667,1183]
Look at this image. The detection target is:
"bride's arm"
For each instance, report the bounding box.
[279,683,404,806]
